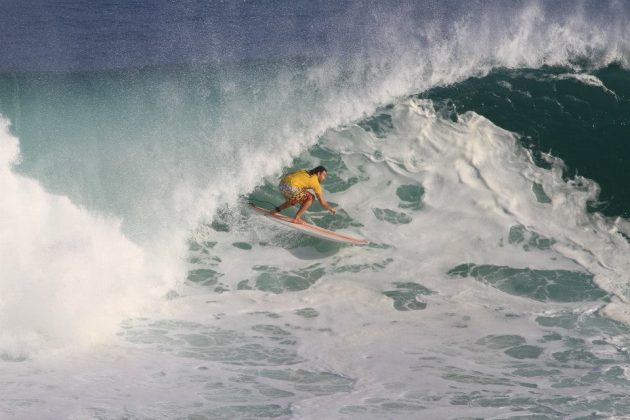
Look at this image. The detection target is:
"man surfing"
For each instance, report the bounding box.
[271,165,336,224]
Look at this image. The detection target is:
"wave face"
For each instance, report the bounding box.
[2,1,630,418]
[423,65,630,218]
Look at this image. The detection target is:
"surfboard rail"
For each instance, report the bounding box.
[249,204,368,245]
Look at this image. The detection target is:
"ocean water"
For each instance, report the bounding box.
[1,1,630,418]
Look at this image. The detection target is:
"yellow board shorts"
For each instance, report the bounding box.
[279,182,313,206]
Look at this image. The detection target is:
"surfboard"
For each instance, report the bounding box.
[249,204,368,245]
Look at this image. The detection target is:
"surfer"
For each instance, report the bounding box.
[271,166,337,224]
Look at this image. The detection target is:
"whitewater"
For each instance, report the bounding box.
[1,1,630,418]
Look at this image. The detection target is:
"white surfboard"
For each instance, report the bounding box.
[250,204,368,245]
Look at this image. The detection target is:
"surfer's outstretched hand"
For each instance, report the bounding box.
[329,207,337,215]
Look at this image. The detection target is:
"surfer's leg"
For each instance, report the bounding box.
[271,201,291,214]
[293,193,314,224]
[273,182,298,214]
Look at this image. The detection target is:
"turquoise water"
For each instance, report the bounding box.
[422,65,630,218]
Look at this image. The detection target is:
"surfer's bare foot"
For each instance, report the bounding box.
[292,218,304,224]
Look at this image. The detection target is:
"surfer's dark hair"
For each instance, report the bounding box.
[307,166,327,176]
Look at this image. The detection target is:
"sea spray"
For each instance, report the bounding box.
[1,2,630,417]
[0,118,180,354]
[3,2,629,249]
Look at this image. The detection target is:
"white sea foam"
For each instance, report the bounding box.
[551,73,619,98]
[196,0,630,227]
[4,97,630,417]
[0,118,179,354]
[3,2,630,416]
[18,0,628,250]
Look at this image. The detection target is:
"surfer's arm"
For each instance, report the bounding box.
[315,193,336,215]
